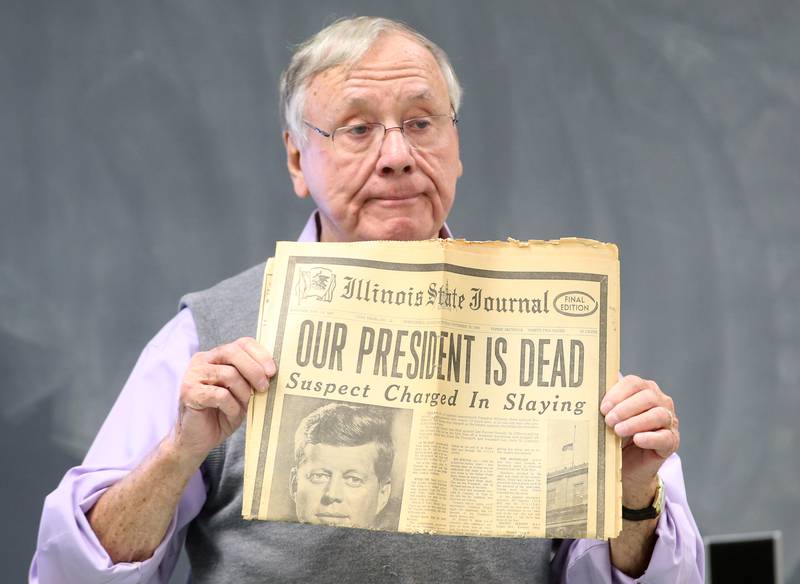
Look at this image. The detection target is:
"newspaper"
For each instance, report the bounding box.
[243,239,621,539]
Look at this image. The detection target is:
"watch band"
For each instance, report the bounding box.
[622,476,664,521]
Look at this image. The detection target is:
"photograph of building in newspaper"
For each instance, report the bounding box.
[545,420,590,538]
[267,395,412,531]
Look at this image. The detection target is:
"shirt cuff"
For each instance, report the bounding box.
[562,501,680,583]
[32,467,204,584]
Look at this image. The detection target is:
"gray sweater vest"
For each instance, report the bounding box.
[180,264,551,583]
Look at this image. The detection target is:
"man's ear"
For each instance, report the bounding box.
[284,131,310,198]
[289,467,298,502]
[377,480,391,516]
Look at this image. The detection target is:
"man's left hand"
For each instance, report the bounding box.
[600,375,680,507]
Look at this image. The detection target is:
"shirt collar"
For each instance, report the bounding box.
[297,210,452,242]
[297,211,320,242]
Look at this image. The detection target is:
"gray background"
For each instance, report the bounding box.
[2,1,798,582]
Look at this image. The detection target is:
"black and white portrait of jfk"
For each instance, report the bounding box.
[289,402,397,530]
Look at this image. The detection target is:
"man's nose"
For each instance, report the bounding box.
[321,476,345,504]
[376,126,415,176]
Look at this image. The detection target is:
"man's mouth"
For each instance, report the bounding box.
[315,512,351,525]
[366,187,424,200]
[381,191,419,199]
[367,192,424,206]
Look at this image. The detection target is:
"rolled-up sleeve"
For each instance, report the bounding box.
[30,309,206,584]
[553,454,704,583]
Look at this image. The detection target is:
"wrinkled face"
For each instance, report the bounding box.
[290,442,391,528]
[285,32,463,242]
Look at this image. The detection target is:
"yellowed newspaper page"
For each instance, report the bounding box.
[243,257,275,505]
[243,239,621,539]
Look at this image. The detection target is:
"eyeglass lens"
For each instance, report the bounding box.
[331,115,454,154]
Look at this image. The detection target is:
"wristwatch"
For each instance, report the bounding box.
[622,476,664,521]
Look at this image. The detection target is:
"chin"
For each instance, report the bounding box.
[363,218,438,242]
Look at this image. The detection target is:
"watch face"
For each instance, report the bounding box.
[654,476,665,514]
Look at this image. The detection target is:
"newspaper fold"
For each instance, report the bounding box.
[243,239,621,539]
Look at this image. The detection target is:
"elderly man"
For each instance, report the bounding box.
[32,16,703,583]
[289,403,394,529]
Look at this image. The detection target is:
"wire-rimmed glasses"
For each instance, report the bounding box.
[303,113,458,155]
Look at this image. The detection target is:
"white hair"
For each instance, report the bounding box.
[279,16,463,144]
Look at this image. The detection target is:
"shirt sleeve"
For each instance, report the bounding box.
[552,453,704,583]
[30,309,207,584]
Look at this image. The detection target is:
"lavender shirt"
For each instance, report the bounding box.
[31,213,704,583]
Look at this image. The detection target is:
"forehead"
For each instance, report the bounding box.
[299,442,380,474]
[305,33,450,121]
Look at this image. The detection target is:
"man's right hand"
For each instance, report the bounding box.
[173,337,276,463]
[88,336,275,563]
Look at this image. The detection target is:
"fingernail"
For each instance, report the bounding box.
[265,360,276,376]
[605,411,618,426]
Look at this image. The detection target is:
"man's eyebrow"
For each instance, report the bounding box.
[340,90,437,110]
[408,90,435,102]
[341,96,370,109]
